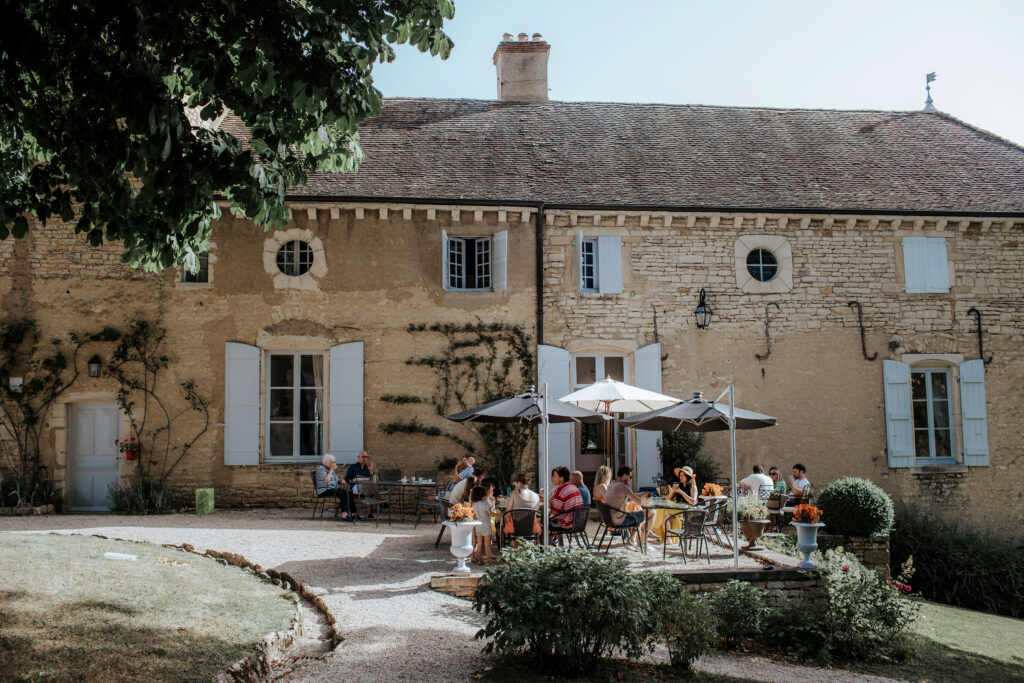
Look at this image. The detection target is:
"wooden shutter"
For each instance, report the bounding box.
[925,238,950,293]
[492,230,508,291]
[224,342,260,466]
[597,235,623,294]
[329,342,364,461]
[634,343,663,487]
[902,237,928,293]
[441,230,450,291]
[959,359,989,466]
[576,230,583,291]
[882,360,914,468]
[538,344,573,471]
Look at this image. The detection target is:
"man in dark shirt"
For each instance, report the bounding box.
[345,451,381,515]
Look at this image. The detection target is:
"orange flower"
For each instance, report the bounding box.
[701,483,724,496]
[449,503,476,523]
[792,503,822,524]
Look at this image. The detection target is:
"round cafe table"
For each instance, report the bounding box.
[641,497,693,544]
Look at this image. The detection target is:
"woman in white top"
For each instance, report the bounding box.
[507,472,540,510]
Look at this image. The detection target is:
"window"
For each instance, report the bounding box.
[580,239,598,291]
[447,236,491,290]
[746,248,778,282]
[267,352,324,458]
[911,367,954,462]
[181,253,209,283]
[572,355,626,389]
[276,240,314,276]
[902,237,949,293]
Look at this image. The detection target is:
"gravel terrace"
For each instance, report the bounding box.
[0,510,898,683]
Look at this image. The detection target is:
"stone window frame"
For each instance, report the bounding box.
[175,244,216,291]
[902,353,964,469]
[262,228,327,291]
[734,235,793,294]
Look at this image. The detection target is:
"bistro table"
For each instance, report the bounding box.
[642,497,695,544]
[352,478,439,517]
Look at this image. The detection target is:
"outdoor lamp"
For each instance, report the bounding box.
[694,288,713,329]
[87,355,102,377]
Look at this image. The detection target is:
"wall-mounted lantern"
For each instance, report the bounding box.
[8,376,23,393]
[694,288,713,330]
[87,355,102,378]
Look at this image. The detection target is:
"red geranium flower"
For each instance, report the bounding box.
[841,565,850,573]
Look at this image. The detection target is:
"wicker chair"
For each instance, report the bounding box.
[500,508,540,547]
[663,508,710,563]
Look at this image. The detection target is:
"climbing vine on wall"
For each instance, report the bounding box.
[378,322,534,488]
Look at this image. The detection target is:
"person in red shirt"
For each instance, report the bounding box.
[548,466,584,536]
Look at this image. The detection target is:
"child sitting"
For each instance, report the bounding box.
[470,485,499,565]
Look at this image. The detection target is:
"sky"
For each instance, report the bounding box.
[373,1,1024,146]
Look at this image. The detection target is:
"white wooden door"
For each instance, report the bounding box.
[68,403,120,511]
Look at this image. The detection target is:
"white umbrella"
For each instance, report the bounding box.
[559,378,680,413]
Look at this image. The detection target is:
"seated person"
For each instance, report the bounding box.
[739,465,774,497]
[451,473,480,505]
[345,450,376,493]
[507,473,540,509]
[604,466,655,545]
[449,456,475,491]
[670,466,698,505]
[768,466,787,494]
[316,454,356,522]
[592,465,612,503]
[570,470,592,506]
[548,466,583,535]
[787,463,811,504]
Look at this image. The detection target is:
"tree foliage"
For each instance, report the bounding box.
[0,1,454,271]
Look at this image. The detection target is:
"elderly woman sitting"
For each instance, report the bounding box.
[316,454,356,522]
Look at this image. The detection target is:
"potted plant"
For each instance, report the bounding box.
[790,503,825,569]
[115,437,138,461]
[442,502,481,575]
[730,495,770,550]
[700,482,724,499]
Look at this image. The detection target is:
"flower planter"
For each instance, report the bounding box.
[124,450,137,461]
[738,519,769,551]
[442,521,481,575]
[791,521,825,569]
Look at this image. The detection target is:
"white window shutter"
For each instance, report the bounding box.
[634,343,662,488]
[576,230,583,291]
[492,230,508,291]
[441,230,450,291]
[597,236,622,294]
[902,237,927,293]
[330,342,364,462]
[538,344,573,471]
[925,238,949,293]
[882,360,914,467]
[224,342,260,466]
[959,359,989,466]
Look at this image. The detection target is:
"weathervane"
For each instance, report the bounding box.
[924,72,937,111]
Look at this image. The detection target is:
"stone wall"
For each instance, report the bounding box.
[816,533,891,570]
[673,567,826,606]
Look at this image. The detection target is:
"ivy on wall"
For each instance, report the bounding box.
[378,322,534,487]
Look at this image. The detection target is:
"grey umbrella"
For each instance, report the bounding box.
[446,388,609,545]
[620,390,778,568]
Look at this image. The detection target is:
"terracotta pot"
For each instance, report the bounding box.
[124,450,137,461]
[738,519,769,550]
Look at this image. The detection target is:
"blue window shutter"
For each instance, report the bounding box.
[925,238,949,293]
[597,236,622,294]
[902,237,927,293]
[441,230,450,291]
[538,344,573,471]
[330,342,364,462]
[634,343,662,487]
[959,359,989,466]
[492,230,508,291]
[224,342,260,466]
[882,360,914,467]
[576,230,583,292]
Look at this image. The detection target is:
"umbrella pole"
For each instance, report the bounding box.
[542,382,550,547]
[729,383,739,569]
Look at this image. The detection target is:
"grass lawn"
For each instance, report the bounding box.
[0,532,296,681]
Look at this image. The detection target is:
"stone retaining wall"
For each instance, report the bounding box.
[816,533,891,570]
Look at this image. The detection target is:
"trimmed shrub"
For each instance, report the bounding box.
[705,579,768,645]
[816,477,894,537]
[644,572,718,670]
[891,507,1024,618]
[658,431,720,487]
[473,544,657,670]
[108,478,178,514]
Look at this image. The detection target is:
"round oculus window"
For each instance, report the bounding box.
[276,240,314,276]
[746,248,778,282]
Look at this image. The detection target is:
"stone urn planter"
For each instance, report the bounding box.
[738,519,770,551]
[791,522,826,569]
[442,520,481,575]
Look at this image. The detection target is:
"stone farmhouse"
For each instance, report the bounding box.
[4,34,1023,536]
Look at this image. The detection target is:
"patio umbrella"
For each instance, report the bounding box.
[446,387,609,545]
[620,389,778,568]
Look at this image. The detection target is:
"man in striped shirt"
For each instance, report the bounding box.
[548,466,583,534]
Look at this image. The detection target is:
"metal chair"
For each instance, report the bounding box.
[434,497,454,548]
[310,471,342,520]
[355,487,391,528]
[765,490,785,531]
[550,507,590,548]
[593,501,645,554]
[758,485,775,500]
[416,483,444,528]
[663,508,710,564]
[704,499,733,549]
[500,508,540,547]
[377,468,402,512]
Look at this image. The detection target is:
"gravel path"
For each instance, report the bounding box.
[0,511,900,683]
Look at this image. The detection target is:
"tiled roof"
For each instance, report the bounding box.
[286,98,1024,213]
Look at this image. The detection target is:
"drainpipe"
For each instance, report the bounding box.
[535,203,545,346]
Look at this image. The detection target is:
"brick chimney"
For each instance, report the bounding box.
[493,32,549,102]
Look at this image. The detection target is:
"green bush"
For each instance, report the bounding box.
[473,544,658,670]
[891,507,1024,618]
[705,579,768,645]
[108,478,178,514]
[657,432,720,487]
[643,572,718,670]
[0,475,61,508]
[816,477,894,537]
